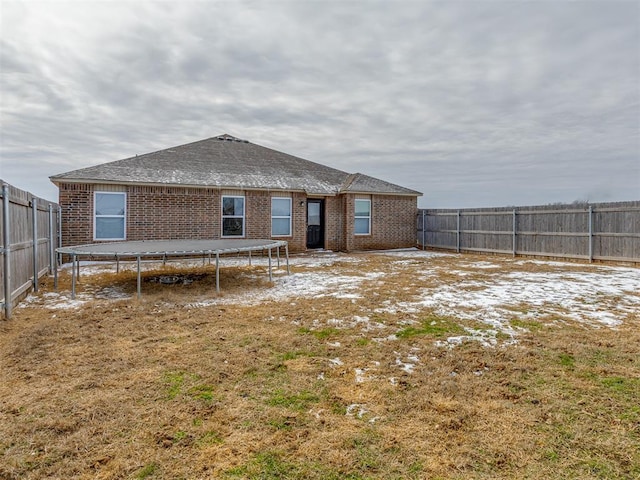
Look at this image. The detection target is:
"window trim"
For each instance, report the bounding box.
[93,191,126,241]
[221,195,245,238]
[271,197,292,237]
[354,198,371,236]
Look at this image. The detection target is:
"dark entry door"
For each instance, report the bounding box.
[306,199,324,249]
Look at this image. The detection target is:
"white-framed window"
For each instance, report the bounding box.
[354,199,371,235]
[271,197,292,236]
[94,192,126,240]
[222,195,245,237]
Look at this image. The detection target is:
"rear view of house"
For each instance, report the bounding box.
[50,134,421,253]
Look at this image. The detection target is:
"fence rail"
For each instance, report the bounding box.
[1,181,61,319]
[418,201,640,264]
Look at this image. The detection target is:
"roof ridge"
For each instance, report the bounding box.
[340,171,422,196]
[339,172,360,192]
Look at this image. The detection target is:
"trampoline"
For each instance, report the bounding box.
[55,239,290,299]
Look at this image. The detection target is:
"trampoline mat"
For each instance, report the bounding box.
[57,239,288,257]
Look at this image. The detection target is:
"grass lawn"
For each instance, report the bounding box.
[1,250,638,479]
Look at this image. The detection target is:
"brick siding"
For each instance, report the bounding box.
[324,196,345,251]
[351,195,418,251]
[58,183,418,253]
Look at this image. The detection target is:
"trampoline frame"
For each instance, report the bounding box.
[55,239,290,299]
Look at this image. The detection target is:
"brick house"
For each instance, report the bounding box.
[50,134,422,253]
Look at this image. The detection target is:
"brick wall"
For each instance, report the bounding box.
[57,183,418,253]
[343,195,355,252]
[325,196,345,251]
[350,194,418,251]
[128,185,219,240]
[58,183,93,247]
[290,193,308,252]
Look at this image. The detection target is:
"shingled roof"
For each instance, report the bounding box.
[50,134,422,196]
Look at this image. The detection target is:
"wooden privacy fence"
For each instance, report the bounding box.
[418,201,640,264]
[1,181,61,319]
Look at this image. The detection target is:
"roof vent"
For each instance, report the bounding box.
[215,134,247,143]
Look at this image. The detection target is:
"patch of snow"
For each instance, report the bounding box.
[346,404,369,418]
[375,303,420,315]
[354,361,380,383]
[373,334,398,343]
[325,318,346,327]
[394,351,420,374]
[334,293,362,299]
[434,336,465,348]
[464,261,501,269]
[373,249,451,259]
[19,290,94,310]
[389,264,640,331]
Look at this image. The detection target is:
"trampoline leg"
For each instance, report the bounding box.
[76,255,80,282]
[215,253,220,293]
[285,244,290,275]
[276,246,280,268]
[268,248,272,282]
[53,253,58,290]
[137,256,141,299]
[71,254,76,300]
[248,250,251,266]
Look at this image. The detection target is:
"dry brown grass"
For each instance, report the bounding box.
[1,253,638,479]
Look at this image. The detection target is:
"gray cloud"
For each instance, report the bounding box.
[1,0,638,207]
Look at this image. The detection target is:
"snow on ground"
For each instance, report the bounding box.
[21,249,639,344]
[382,259,639,329]
[382,271,626,328]
[18,249,639,392]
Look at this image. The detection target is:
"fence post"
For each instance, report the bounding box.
[57,205,62,266]
[32,197,39,292]
[588,205,593,263]
[2,183,11,319]
[422,210,426,250]
[512,209,517,257]
[456,210,461,253]
[48,203,54,274]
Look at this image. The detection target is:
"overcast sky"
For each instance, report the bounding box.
[1,0,639,208]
